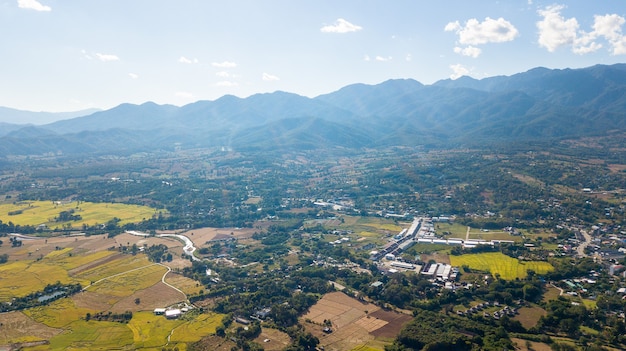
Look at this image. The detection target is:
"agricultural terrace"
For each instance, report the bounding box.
[0,200,162,228]
[449,252,553,280]
[301,292,411,351]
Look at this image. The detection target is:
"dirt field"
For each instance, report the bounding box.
[511,337,552,351]
[514,306,547,329]
[0,311,62,345]
[301,292,411,351]
[188,335,237,351]
[420,252,451,265]
[109,281,186,313]
[253,327,291,351]
[176,226,256,246]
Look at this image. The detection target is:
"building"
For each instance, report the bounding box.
[165,309,181,319]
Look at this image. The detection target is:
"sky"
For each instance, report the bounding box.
[1,1,626,113]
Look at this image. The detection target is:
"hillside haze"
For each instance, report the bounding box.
[1,63,626,156]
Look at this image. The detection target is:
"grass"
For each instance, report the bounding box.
[436,222,469,237]
[0,200,162,228]
[543,286,562,302]
[513,305,547,329]
[449,252,554,280]
[468,231,523,243]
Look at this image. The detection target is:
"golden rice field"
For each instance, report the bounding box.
[45,248,116,271]
[48,319,135,351]
[74,255,156,283]
[86,264,166,297]
[24,298,94,329]
[0,200,163,228]
[127,311,185,348]
[170,312,223,343]
[0,260,87,302]
[449,252,554,280]
[0,230,216,351]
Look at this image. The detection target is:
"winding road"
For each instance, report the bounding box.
[125,230,200,261]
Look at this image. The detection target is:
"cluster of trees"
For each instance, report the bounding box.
[144,244,173,262]
[386,309,512,351]
[55,209,82,222]
[0,282,82,312]
[85,310,133,323]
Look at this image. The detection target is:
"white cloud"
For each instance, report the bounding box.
[446,17,517,58]
[536,5,579,52]
[320,18,363,33]
[445,17,518,45]
[216,71,230,78]
[262,73,280,81]
[449,64,470,80]
[375,56,392,62]
[212,61,237,68]
[179,56,198,64]
[405,54,412,62]
[95,53,120,62]
[453,45,482,58]
[216,81,238,87]
[17,0,51,12]
[128,73,139,79]
[593,14,626,55]
[363,55,371,61]
[537,5,626,55]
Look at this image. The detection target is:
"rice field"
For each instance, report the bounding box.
[449,252,553,280]
[24,298,94,329]
[85,263,166,297]
[45,249,116,271]
[127,311,185,348]
[0,261,87,301]
[170,312,223,343]
[74,255,156,283]
[47,319,135,351]
[0,200,162,228]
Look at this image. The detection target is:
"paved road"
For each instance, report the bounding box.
[576,229,592,257]
[125,230,200,261]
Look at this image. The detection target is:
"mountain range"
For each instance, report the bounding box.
[1,63,626,156]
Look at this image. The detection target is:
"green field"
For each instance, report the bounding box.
[449,252,553,280]
[0,200,162,228]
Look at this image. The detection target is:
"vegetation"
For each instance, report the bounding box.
[449,252,554,280]
[0,128,624,350]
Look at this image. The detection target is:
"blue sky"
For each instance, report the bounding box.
[1,0,625,112]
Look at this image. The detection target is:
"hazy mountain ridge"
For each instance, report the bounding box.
[2,63,626,156]
[0,107,101,127]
